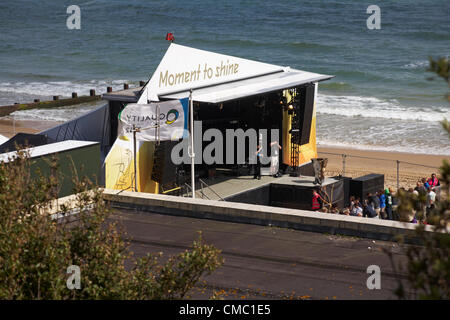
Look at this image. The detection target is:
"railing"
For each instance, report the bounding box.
[199,178,225,201]
[317,151,442,190]
[183,183,193,198]
[183,179,225,201]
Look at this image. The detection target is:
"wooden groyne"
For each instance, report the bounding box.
[0,95,101,117]
[0,82,145,117]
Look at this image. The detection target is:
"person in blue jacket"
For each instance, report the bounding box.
[378,190,386,219]
[422,178,430,190]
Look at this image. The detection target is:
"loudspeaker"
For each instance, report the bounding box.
[333,176,352,207]
[151,141,179,191]
[298,161,315,176]
[349,174,384,201]
[294,84,315,145]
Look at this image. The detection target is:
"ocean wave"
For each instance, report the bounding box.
[9,102,105,122]
[317,139,450,157]
[318,82,352,91]
[401,60,429,69]
[316,94,450,122]
[0,79,137,102]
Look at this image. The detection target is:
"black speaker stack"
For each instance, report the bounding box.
[349,173,384,201]
[291,84,315,146]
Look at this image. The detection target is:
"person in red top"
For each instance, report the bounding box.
[312,189,323,211]
[427,173,439,188]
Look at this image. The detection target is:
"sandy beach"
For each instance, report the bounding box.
[0,118,62,138]
[318,145,449,190]
[1,118,448,190]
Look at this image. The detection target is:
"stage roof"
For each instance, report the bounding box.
[138,43,333,104]
[160,68,332,103]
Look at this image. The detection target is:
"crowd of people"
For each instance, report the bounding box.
[312,173,441,223]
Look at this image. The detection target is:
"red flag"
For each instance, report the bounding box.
[165,33,174,42]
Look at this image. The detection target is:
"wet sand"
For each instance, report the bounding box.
[0,118,61,137]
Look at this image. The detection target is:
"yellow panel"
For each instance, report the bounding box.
[282,88,318,166]
[105,139,159,193]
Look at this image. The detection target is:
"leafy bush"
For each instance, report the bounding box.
[0,150,223,299]
[387,57,450,300]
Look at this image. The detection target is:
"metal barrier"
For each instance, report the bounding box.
[184,179,225,201]
[317,151,442,190]
[199,178,225,201]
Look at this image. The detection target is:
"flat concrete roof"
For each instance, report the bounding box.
[111,208,410,299]
[103,189,436,244]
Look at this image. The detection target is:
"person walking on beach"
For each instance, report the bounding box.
[253,144,262,180]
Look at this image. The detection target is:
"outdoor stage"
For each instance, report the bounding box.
[196,173,345,211]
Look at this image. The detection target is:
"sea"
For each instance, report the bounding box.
[0,0,449,155]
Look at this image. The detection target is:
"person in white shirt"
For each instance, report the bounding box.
[269,140,281,176]
[426,187,437,218]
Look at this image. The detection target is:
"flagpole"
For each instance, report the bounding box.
[189,89,195,198]
[133,124,138,192]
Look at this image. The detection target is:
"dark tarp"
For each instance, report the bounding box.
[0,133,54,154]
[39,103,112,161]
[225,179,345,211]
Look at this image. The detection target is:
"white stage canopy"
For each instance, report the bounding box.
[138,43,333,104]
[160,68,331,103]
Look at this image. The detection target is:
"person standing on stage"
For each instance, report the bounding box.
[270,140,282,177]
[253,144,262,180]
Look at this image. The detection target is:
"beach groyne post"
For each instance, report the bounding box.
[396,160,400,191]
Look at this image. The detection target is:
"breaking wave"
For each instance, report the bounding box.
[0,79,136,102]
[316,94,449,122]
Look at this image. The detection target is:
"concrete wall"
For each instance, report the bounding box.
[102,189,438,244]
[225,185,271,206]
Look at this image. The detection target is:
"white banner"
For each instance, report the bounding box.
[118,98,189,141]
